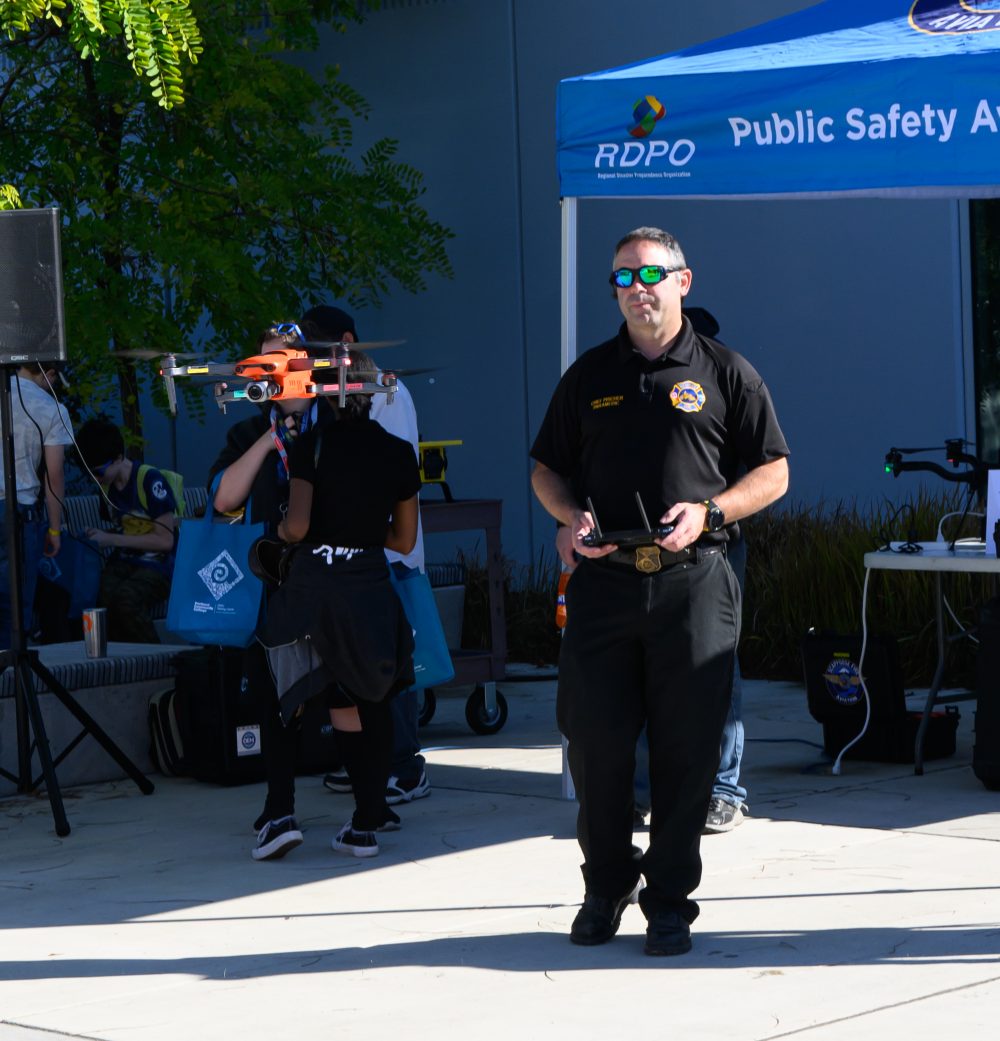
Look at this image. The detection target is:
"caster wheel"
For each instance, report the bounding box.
[418,688,437,727]
[465,686,508,735]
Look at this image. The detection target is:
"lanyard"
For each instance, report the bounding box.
[270,402,317,480]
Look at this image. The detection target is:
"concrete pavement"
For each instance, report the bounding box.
[2,671,998,1041]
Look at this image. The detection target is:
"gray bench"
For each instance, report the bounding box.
[0,641,189,790]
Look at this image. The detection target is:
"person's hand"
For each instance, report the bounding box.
[85,527,113,548]
[655,501,709,551]
[569,509,617,559]
[43,529,60,558]
[555,525,578,570]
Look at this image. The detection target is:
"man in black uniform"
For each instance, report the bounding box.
[531,227,789,955]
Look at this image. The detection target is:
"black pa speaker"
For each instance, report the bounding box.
[0,207,67,366]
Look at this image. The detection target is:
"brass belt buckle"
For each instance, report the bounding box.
[634,545,662,573]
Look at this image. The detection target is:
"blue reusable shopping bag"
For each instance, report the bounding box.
[36,535,102,619]
[166,475,265,646]
[389,565,455,689]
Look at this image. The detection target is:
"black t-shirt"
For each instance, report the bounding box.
[288,414,421,547]
[531,318,789,535]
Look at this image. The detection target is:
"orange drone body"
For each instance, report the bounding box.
[233,347,340,400]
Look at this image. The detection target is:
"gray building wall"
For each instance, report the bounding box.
[157,0,972,565]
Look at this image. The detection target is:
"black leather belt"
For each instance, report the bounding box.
[601,544,723,574]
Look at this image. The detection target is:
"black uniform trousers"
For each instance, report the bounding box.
[557,549,740,924]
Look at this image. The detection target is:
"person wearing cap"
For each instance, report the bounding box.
[531,227,789,956]
[301,305,432,808]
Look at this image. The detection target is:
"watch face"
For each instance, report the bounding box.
[707,504,724,532]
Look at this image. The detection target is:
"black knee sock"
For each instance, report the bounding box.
[335,702,393,830]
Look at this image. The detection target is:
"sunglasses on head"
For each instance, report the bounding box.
[272,322,305,342]
[608,265,683,289]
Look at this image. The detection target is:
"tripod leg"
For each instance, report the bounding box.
[15,661,70,837]
[29,658,155,796]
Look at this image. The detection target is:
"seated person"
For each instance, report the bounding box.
[75,419,180,643]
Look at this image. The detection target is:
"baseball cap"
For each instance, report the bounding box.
[300,305,357,341]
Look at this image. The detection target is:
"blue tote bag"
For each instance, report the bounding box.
[37,535,102,619]
[389,565,455,689]
[166,475,265,646]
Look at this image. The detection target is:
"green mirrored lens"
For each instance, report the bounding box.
[638,266,666,285]
[613,269,634,287]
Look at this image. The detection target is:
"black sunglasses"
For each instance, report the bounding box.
[609,265,683,289]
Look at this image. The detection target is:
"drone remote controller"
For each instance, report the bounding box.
[581,523,675,548]
[581,494,675,548]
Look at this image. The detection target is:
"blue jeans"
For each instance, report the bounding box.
[0,509,44,649]
[390,563,425,784]
[634,533,748,811]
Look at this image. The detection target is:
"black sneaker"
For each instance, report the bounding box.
[375,807,402,833]
[703,797,745,834]
[323,767,352,794]
[644,910,692,956]
[569,880,642,946]
[331,822,379,858]
[252,816,303,861]
[252,801,272,833]
[386,770,430,805]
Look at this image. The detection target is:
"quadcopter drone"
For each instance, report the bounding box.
[884,438,988,493]
[130,329,411,415]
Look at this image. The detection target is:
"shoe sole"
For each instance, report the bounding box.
[644,935,693,956]
[385,785,430,806]
[252,831,303,861]
[323,783,353,794]
[331,840,379,858]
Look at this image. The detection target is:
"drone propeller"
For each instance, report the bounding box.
[298,339,405,352]
[112,349,203,361]
[379,367,439,379]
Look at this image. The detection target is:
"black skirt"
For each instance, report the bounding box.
[257,547,414,724]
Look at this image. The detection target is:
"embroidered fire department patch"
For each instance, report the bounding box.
[670,380,706,413]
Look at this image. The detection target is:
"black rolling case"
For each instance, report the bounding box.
[974,599,1000,790]
[172,647,338,785]
[174,647,266,785]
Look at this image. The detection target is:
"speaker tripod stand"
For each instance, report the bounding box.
[0,366,153,836]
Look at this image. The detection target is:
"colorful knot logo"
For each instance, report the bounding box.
[628,95,666,139]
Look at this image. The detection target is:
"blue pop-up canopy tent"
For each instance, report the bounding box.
[557,0,1000,365]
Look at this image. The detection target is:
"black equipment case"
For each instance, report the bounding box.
[801,630,958,764]
[171,647,335,785]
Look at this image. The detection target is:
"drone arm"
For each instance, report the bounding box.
[889,459,976,484]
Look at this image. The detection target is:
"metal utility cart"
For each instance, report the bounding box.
[419,497,508,734]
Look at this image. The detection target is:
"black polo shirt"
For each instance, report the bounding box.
[531,318,789,536]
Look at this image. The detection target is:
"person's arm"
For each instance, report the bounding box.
[41,443,64,558]
[214,427,277,513]
[531,460,616,559]
[277,477,312,543]
[657,457,790,552]
[87,511,176,553]
[385,495,418,554]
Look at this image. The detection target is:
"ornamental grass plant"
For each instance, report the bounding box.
[457,490,992,687]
